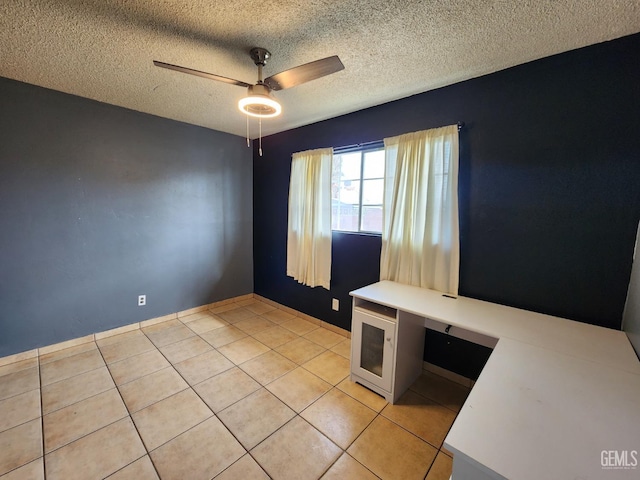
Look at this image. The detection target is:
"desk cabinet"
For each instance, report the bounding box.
[350,298,425,403]
[352,281,640,480]
[351,304,396,393]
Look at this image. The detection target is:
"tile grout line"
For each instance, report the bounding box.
[38,342,148,464]
[39,364,106,398]
[224,346,349,478]
[407,379,470,414]
[116,297,294,473]
[107,323,214,452]
[294,376,384,478]
[156,303,342,478]
[297,393,352,478]
[422,447,439,480]
[378,403,449,451]
[181,315,311,418]
[93,340,162,480]
[37,331,364,478]
[245,402,376,480]
[38,347,126,416]
[327,378,450,478]
[136,318,255,467]
[243,415,301,477]
[173,306,294,456]
[235,321,387,474]
[136,316,305,479]
[374,394,457,479]
[207,304,444,478]
[42,405,139,462]
[37,353,47,480]
[6,299,454,479]
[0,381,40,405]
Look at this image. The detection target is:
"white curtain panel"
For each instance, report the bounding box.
[380,125,460,294]
[286,147,333,289]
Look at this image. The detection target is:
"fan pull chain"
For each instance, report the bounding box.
[246,114,250,147]
[259,118,263,157]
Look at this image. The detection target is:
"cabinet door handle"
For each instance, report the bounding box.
[386,337,391,342]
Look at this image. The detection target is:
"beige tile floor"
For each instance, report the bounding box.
[0,298,470,480]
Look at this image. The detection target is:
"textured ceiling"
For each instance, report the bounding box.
[2,1,639,138]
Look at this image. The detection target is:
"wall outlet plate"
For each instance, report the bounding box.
[138,294,146,306]
[332,298,339,311]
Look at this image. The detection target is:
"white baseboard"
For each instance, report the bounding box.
[1,292,351,366]
[0,292,255,364]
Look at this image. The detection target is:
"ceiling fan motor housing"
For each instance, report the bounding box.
[239,83,280,117]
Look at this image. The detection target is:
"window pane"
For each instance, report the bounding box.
[333,202,359,231]
[331,146,384,234]
[338,152,361,180]
[362,179,383,205]
[338,179,360,205]
[363,150,384,179]
[361,205,382,233]
[331,157,342,211]
[332,179,360,231]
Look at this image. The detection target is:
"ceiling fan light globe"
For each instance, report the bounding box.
[238,95,282,118]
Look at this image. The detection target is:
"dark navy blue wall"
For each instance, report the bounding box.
[0,77,253,357]
[253,34,640,377]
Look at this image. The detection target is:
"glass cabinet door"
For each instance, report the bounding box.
[360,322,385,377]
[351,308,396,392]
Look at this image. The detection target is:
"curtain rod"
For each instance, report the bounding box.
[336,122,465,152]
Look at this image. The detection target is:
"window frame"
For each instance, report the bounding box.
[332,142,385,235]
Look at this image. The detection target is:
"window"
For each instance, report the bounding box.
[331,146,384,233]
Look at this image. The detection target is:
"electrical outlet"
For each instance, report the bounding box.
[332,298,339,311]
[138,294,146,306]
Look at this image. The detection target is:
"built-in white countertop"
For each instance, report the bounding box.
[351,280,640,480]
[351,280,640,374]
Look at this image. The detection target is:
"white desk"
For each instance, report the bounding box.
[350,280,640,480]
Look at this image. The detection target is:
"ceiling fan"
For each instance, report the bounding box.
[153,48,344,119]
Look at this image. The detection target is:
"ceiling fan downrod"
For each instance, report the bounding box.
[250,47,270,84]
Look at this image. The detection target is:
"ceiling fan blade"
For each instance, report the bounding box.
[153,60,251,88]
[264,56,344,91]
